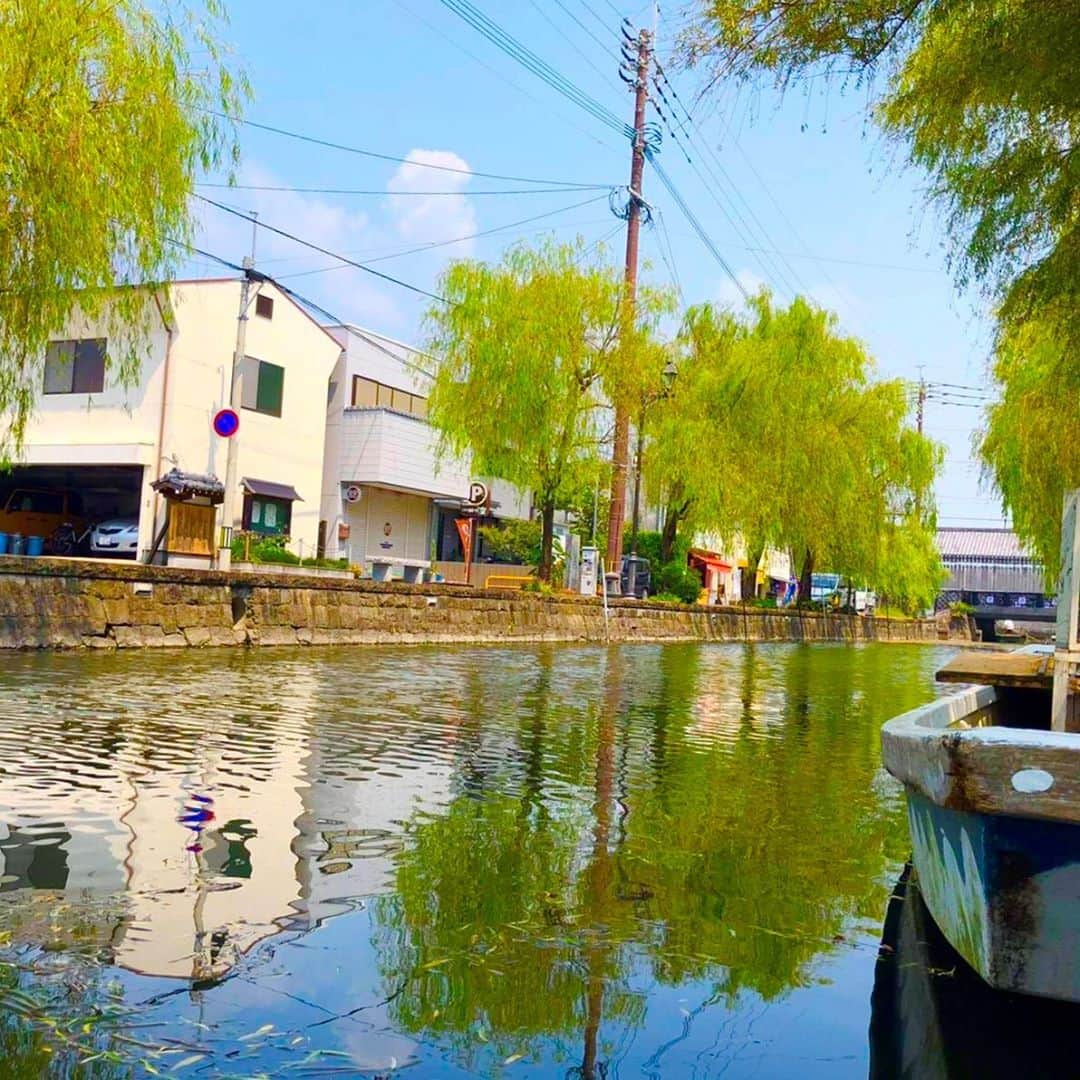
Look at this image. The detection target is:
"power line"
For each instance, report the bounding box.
[552,0,620,56]
[276,192,612,279]
[196,182,608,196]
[205,110,611,187]
[525,0,620,92]
[646,150,747,299]
[649,63,807,301]
[654,57,872,323]
[652,207,684,303]
[389,0,622,154]
[195,194,448,303]
[435,0,633,140]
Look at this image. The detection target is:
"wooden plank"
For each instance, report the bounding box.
[167,501,215,557]
[1053,489,1080,731]
[936,650,1054,690]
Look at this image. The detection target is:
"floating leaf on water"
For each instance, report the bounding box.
[503,1053,525,1065]
[171,1054,206,1071]
[238,1023,275,1041]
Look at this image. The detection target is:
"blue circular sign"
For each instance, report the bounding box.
[213,408,239,438]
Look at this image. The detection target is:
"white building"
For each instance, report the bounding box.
[10,278,343,559]
[320,324,532,582]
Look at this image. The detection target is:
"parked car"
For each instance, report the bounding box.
[0,488,86,546]
[620,554,652,600]
[90,517,139,558]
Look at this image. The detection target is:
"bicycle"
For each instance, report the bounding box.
[49,521,93,557]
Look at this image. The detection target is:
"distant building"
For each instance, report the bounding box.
[319,324,532,582]
[936,528,1053,618]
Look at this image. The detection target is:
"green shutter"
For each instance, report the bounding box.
[256,361,284,417]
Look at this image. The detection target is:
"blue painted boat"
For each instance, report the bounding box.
[882,673,1080,1003]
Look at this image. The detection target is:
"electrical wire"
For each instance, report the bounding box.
[571,0,622,44]
[649,71,806,300]
[552,0,620,56]
[194,194,448,302]
[525,0,620,92]
[204,110,611,187]
[652,207,684,303]
[654,58,864,316]
[276,192,612,279]
[646,150,747,299]
[196,182,608,196]
[435,0,633,140]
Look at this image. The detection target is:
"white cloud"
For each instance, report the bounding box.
[386,149,478,256]
[714,269,766,311]
[194,162,404,332]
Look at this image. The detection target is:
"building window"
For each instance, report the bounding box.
[243,495,292,536]
[43,339,107,395]
[255,293,274,320]
[350,374,427,418]
[241,356,285,417]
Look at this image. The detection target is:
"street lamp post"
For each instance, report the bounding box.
[626,359,678,598]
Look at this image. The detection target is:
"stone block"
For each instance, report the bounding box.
[183,626,212,647]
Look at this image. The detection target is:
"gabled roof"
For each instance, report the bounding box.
[936,528,1037,561]
[168,277,345,351]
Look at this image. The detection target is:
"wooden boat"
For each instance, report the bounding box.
[883,492,1080,1002]
[869,864,1079,1077]
[882,645,1080,1002]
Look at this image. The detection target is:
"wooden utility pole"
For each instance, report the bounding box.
[605,26,652,582]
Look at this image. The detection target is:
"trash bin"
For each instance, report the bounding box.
[10,534,25,556]
[26,535,44,557]
[0,532,8,555]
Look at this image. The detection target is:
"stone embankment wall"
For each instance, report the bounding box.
[0,558,964,650]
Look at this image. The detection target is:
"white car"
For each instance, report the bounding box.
[90,517,138,557]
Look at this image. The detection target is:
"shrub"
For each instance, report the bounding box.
[949,600,974,617]
[479,519,542,565]
[656,561,702,604]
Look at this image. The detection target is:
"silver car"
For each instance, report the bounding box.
[90,517,138,557]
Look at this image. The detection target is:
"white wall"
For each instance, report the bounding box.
[13,281,342,558]
[165,281,342,555]
[319,324,537,562]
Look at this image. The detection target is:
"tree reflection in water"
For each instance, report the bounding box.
[372,643,917,1072]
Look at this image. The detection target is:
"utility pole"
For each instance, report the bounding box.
[606,25,652,589]
[219,213,258,569]
[915,364,926,435]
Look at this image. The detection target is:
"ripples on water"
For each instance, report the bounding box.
[0,642,980,1076]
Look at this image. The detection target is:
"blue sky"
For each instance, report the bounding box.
[191,0,1004,527]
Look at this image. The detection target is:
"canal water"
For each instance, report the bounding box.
[0,642,1039,1076]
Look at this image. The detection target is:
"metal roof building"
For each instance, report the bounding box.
[936,528,1046,595]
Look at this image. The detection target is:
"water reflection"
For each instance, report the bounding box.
[1,643,957,1075]
[869,866,1079,1078]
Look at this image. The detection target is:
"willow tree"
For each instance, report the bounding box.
[681,1,1080,557]
[0,0,244,456]
[425,239,672,582]
[980,311,1080,579]
[646,293,942,601]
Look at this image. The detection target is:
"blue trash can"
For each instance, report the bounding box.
[0,532,8,555]
[10,534,25,556]
[26,535,44,557]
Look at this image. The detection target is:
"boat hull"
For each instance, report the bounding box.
[883,682,1080,1003]
[905,788,1080,1002]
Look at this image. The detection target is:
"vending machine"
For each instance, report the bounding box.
[580,546,598,596]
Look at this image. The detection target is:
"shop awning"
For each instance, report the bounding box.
[241,478,303,502]
[689,549,732,572]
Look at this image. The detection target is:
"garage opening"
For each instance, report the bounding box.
[0,464,146,558]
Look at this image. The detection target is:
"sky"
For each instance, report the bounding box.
[189,0,1006,529]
